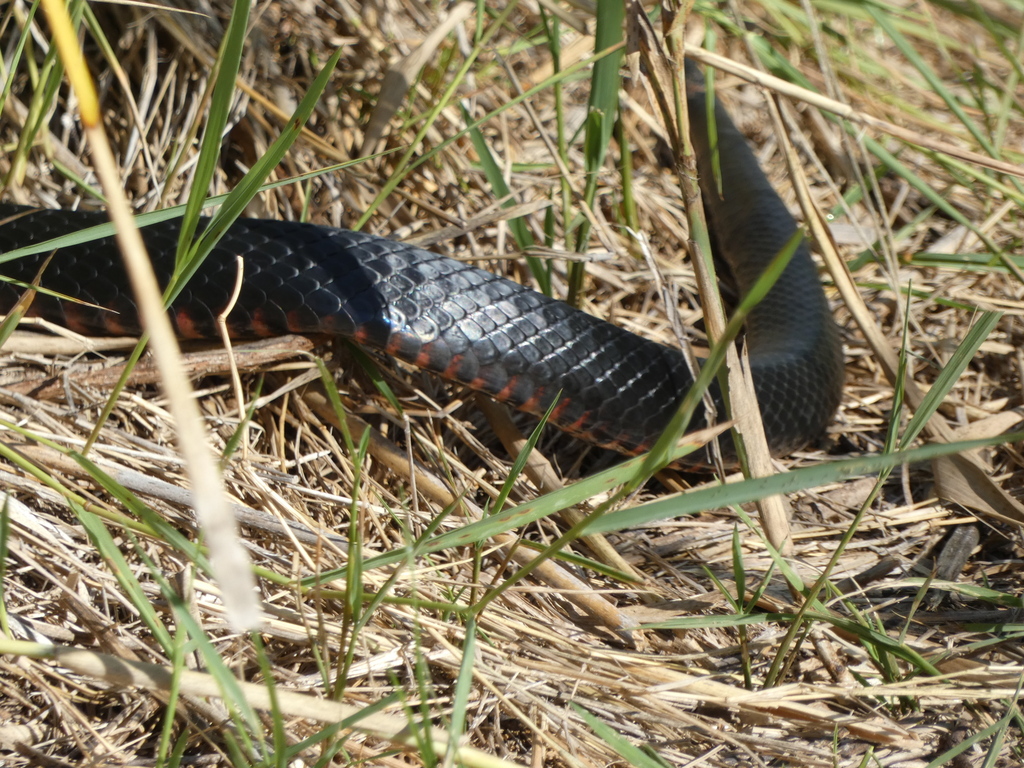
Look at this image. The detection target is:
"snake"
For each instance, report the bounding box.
[0,66,843,461]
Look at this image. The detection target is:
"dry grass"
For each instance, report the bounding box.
[1,0,1023,766]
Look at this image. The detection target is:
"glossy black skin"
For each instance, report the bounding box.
[683,62,844,456]
[0,66,842,460]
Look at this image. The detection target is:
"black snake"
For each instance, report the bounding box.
[0,66,843,459]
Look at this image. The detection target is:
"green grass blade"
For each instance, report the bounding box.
[588,431,1024,536]
[867,5,999,159]
[567,0,624,303]
[171,46,344,300]
[460,100,548,292]
[901,310,1001,448]
[175,0,252,257]
[573,702,673,768]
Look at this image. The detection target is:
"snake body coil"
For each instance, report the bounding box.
[0,70,843,459]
